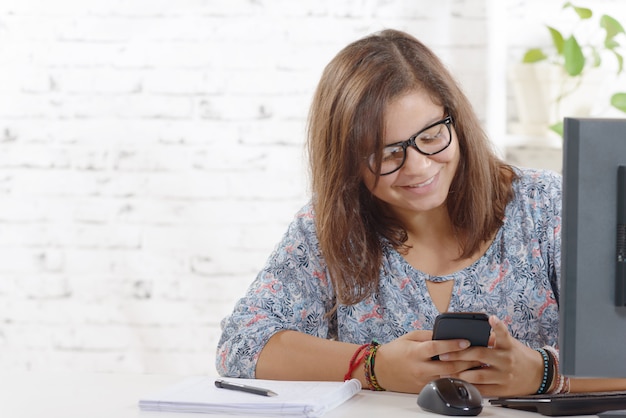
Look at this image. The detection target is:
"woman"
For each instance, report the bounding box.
[216,29,626,396]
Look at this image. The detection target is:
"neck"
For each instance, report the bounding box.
[397,205,457,244]
[395,206,467,272]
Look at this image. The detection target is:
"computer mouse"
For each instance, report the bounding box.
[417,377,483,416]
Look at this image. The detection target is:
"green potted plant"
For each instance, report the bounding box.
[511,1,626,137]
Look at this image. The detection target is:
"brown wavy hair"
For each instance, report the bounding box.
[307,29,516,306]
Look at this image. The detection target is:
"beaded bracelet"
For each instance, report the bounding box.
[344,343,369,381]
[535,348,553,394]
[364,340,386,391]
[544,345,570,394]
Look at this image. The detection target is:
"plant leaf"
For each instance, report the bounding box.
[572,5,592,19]
[611,93,626,113]
[523,48,548,63]
[609,50,625,74]
[590,47,601,67]
[550,122,564,137]
[548,26,565,55]
[600,15,626,40]
[563,35,585,76]
[563,2,592,19]
[605,38,620,50]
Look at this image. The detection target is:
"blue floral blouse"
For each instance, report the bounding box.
[216,168,562,378]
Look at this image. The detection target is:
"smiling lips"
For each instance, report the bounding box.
[406,174,436,189]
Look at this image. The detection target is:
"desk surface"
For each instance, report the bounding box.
[0,372,599,418]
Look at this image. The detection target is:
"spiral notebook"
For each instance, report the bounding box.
[138,376,361,417]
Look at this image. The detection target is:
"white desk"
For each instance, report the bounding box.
[0,372,598,418]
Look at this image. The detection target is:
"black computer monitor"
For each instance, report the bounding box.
[560,117,626,378]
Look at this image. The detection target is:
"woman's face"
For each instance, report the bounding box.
[362,90,460,219]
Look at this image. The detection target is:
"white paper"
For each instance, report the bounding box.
[138,376,362,417]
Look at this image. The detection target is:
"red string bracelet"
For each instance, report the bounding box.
[344,343,369,381]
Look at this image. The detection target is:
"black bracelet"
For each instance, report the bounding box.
[535,348,551,394]
[543,346,556,393]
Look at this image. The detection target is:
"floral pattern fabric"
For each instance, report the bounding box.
[216,168,562,378]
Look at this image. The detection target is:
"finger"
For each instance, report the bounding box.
[438,346,493,367]
[429,339,470,360]
[489,315,512,349]
[437,360,484,377]
[456,364,499,386]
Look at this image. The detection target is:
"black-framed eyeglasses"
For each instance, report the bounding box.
[368,116,454,176]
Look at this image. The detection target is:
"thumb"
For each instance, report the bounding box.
[489,315,512,349]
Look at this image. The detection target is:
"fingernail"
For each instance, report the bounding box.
[460,340,470,349]
[439,354,449,361]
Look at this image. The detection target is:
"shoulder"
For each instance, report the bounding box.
[511,167,562,201]
[291,201,316,229]
[505,167,562,227]
[281,201,320,246]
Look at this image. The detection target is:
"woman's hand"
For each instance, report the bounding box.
[438,315,545,397]
[372,330,484,393]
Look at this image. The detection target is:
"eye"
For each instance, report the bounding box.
[381,145,404,162]
[418,124,446,143]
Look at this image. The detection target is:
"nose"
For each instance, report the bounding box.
[402,145,432,172]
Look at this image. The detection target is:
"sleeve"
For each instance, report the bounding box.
[514,169,562,347]
[539,170,562,306]
[531,170,563,348]
[215,205,337,378]
[536,173,569,392]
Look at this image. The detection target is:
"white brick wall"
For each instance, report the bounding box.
[2,0,615,375]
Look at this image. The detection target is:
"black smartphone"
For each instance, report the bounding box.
[432,312,491,359]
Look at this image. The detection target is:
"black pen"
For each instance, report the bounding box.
[214,379,278,397]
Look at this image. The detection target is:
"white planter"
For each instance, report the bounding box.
[508,63,606,139]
